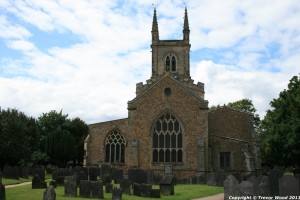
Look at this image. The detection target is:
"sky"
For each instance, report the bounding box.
[0,0,299,124]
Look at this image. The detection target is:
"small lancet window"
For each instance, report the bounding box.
[171,56,176,71]
[165,56,170,71]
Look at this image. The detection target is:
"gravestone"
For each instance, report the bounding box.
[247,175,260,195]
[77,170,88,186]
[239,181,254,195]
[141,184,152,197]
[279,175,300,195]
[100,164,111,176]
[112,168,123,184]
[101,174,112,184]
[32,167,45,181]
[52,168,72,185]
[88,167,98,181]
[160,175,174,195]
[224,175,241,200]
[231,172,242,183]
[43,185,56,200]
[79,180,91,198]
[49,180,57,188]
[150,189,160,198]
[153,173,162,185]
[32,174,42,189]
[120,178,131,195]
[269,168,280,196]
[0,177,5,200]
[112,187,122,200]
[91,181,104,199]
[259,175,271,196]
[133,183,142,196]
[64,175,77,197]
[215,170,225,186]
[105,183,113,193]
[206,172,216,186]
[128,168,147,184]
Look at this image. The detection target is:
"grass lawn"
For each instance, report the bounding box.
[2,177,32,185]
[6,184,223,200]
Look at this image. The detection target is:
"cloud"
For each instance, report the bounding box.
[0,0,300,124]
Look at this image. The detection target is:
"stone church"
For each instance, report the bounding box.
[84,8,261,178]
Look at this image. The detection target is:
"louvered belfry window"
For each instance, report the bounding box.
[152,112,183,163]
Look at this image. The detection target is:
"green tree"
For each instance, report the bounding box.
[227,98,261,133]
[68,117,89,165]
[260,75,300,166]
[0,108,32,167]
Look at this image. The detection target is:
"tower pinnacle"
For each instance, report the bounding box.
[152,8,159,41]
[183,7,190,41]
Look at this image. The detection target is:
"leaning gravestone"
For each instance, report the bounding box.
[224,175,241,200]
[259,175,271,196]
[120,178,131,195]
[112,187,123,200]
[247,175,260,195]
[91,181,104,199]
[88,167,98,181]
[239,181,254,196]
[64,175,77,197]
[79,180,91,198]
[269,168,280,196]
[43,185,56,200]
[279,175,300,195]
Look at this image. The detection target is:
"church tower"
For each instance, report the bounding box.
[151,8,191,80]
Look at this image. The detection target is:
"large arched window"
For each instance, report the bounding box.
[165,54,177,72]
[105,129,126,163]
[152,112,183,164]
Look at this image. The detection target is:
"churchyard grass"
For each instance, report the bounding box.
[2,177,31,185]
[5,183,223,200]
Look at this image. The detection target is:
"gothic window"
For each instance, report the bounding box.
[105,129,126,163]
[220,152,231,169]
[165,54,177,72]
[152,112,183,164]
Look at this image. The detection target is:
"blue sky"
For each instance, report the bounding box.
[0,0,299,123]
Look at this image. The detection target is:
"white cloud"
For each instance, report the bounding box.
[0,0,300,124]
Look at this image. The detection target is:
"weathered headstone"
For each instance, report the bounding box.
[112,187,122,200]
[101,174,112,184]
[224,175,241,200]
[91,181,104,199]
[239,181,254,195]
[231,172,242,183]
[259,175,271,196]
[215,170,225,186]
[159,175,174,195]
[88,167,98,181]
[112,168,123,184]
[153,173,162,185]
[206,172,216,186]
[150,189,160,198]
[279,175,300,195]
[133,183,142,196]
[141,183,152,197]
[120,178,131,195]
[77,170,88,186]
[100,163,111,176]
[43,185,56,200]
[128,168,147,184]
[247,175,260,195]
[52,168,72,185]
[64,175,77,197]
[269,168,280,196]
[79,180,91,198]
[105,183,113,193]
[32,167,45,181]
[32,174,42,189]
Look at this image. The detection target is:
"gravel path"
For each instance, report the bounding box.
[193,193,224,200]
[4,181,32,188]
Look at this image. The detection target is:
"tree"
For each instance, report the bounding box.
[260,75,300,166]
[0,108,33,167]
[227,98,261,134]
